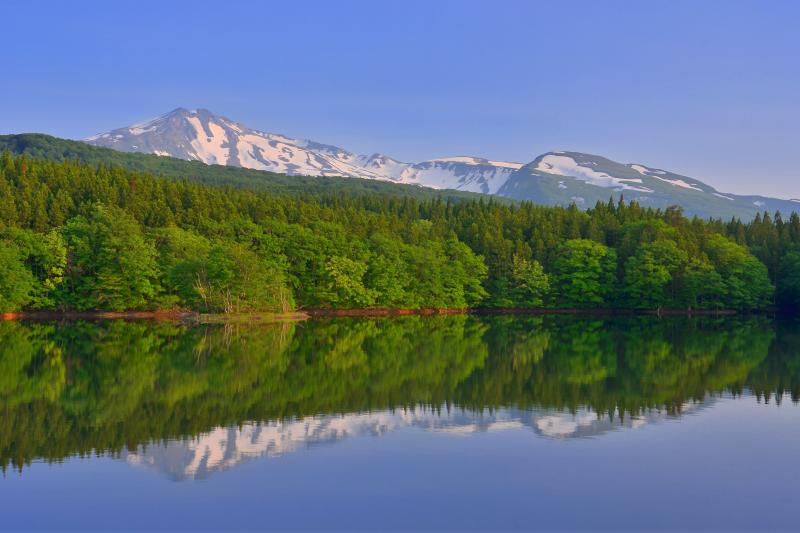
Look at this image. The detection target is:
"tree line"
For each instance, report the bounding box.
[0,152,797,312]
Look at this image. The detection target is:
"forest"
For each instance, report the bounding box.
[0,151,799,313]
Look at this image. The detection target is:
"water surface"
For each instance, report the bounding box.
[2,316,799,530]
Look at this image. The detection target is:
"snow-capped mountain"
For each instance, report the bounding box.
[86,108,799,219]
[86,108,520,194]
[497,151,800,219]
[123,402,710,481]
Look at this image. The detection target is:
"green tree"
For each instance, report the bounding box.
[551,239,617,307]
[319,256,376,308]
[60,205,161,311]
[705,235,774,309]
[622,240,687,308]
[680,258,726,309]
[776,248,800,309]
[509,254,550,307]
[0,241,36,312]
[0,228,67,309]
[195,243,294,313]
[364,234,413,307]
[152,226,212,308]
[443,237,489,307]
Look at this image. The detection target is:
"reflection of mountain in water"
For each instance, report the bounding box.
[3,315,795,474]
[125,401,712,481]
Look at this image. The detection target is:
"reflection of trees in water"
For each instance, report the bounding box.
[469,316,781,417]
[0,315,795,471]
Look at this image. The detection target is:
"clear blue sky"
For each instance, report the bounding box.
[3,0,798,197]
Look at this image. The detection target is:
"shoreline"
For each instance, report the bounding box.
[0,310,311,322]
[1,307,743,322]
[306,307,740,317]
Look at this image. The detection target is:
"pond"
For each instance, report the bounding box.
[1,315,799,530]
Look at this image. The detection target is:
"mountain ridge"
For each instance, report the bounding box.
[86,107,522,195]
[0,132,492,203]
[31,107,800,220]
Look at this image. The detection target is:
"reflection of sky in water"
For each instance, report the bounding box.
[1,313,797,530]
[3,393,799,531]
[125,401,712,481]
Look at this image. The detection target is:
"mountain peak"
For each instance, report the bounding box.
[83,108,799,219]
[84,107,519,194]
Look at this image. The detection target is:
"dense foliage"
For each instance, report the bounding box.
[1,315,797,471]
[0,152,796,312]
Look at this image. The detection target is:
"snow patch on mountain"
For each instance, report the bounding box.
[630,163,702,191]
[85,108,522,194]
[536,154,653,193]
[127,114,164,134]
[430,156,484,165]
[629,164,666,176]
[651,175,703,192]
[84,108,800,220]
[186,116,228,165]
[489,160,524,169]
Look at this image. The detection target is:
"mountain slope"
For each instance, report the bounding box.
[83,108,799,220]
[87,108,521,194]
[500,151,800,219]
[0,133,488,202]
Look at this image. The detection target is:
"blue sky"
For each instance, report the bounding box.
[3,0,798,197]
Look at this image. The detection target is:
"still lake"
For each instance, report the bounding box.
[1,315,799,531]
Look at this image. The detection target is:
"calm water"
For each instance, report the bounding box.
[2,315,799,531]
